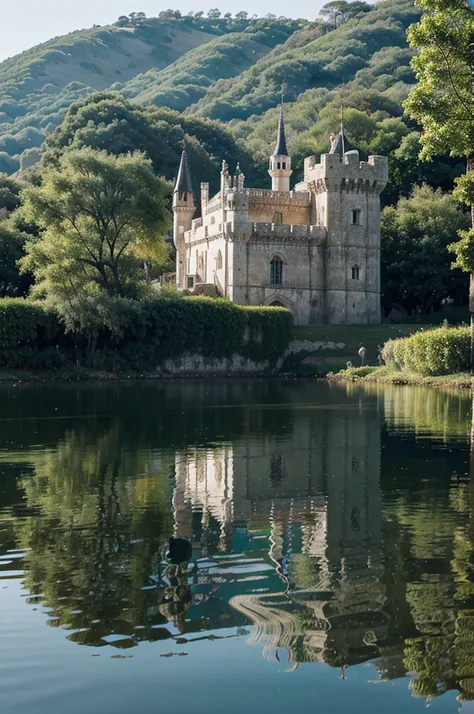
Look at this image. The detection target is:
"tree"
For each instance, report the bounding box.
[381,185,469,316]
[0,219,32,297]
[235,11,248,20]
[20,149,171,313]
[207,8,221,19]
[42,93,251,194]
[404,0,474,364]
[0,173,23,214]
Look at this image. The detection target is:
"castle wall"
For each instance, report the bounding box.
[247,189,310,225]
[305,153,388,325]
[229,227,327,325]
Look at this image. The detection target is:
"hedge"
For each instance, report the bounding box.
[382,324,470,376]
[0,297,293,372]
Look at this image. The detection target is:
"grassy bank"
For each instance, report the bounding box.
[290,324,429,373]
[329,365,474,389]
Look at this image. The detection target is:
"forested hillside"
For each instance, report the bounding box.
[0,13,303,173]
[0,1,419,176]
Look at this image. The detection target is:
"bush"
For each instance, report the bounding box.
[0,298,70,368]
[382,325,470,376]
[0,296,293,372]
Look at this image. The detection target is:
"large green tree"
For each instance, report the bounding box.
[381,184,469,315]
[404,0,474,361]
[43,92,253,193]
[20,148,171,314]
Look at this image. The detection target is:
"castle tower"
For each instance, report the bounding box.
[303,130,388,324]
[268,105,292,192]
[173,150,195,290]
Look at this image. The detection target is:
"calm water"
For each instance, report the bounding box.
[1,380,474,714]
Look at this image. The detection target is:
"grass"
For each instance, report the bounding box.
[329,365,474,389]
[291,324,427,365]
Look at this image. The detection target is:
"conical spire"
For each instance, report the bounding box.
[329,130,357,157]
[273,104,289,157]
[174,150,193,200]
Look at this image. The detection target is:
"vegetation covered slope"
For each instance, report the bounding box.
[189,0,419,122]
[121,24,299,112]
[0,14,303,173]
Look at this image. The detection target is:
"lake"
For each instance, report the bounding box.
[0,379,473,714]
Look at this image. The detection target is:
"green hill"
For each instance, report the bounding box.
[0,2,421,176]
[0,14,304,173]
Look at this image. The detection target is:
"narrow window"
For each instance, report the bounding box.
[277,161,281,169]
[270,256,283,285]
[351,209,361,225]
[216,250,223,270]
[282,162,286,170]
[210,215,216,225]
[272,211,283,225]
[351,265,360,280]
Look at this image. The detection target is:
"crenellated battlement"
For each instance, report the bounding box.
[304,152,388,189]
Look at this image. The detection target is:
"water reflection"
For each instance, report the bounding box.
[0,381,473,704]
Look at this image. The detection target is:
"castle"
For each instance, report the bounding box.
[172,107,388,325]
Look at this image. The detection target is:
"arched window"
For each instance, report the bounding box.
[277,161,281,169]
[270,256,283,285]
[216,250,223,270]
[272,211,283,225]
[351,265,360,280]
[282,162,286,170]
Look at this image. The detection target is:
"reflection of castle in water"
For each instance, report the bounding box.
[173,398,387,667]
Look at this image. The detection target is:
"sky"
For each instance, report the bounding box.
[0,0,327,62]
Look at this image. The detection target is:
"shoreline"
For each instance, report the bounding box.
[328,365,474,390]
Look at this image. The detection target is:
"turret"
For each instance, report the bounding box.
[173,150,195,290]
[268,105,292,192]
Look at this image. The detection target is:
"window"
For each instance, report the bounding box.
[210,215,215,225]
[187,276,195,289]
[270,256,283,285]
[282,162,286,170]
[351,209,361,225]
[351,265,360,280]
[216,250,223,270]
[272,211,283,225]
[277,161,281,169]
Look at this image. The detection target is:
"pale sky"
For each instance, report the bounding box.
[0,0,327,62]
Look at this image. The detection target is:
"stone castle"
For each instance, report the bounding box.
[172,107,388,325]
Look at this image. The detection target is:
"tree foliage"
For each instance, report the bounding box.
[42,92,253,192]
[20,148,172,314]
[381,185,469,315]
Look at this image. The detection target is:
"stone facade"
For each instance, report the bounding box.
[172,110,388,325]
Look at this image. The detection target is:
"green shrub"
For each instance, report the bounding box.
[0,298,69,368]
[0,296,292,372]
[382,325,470,375]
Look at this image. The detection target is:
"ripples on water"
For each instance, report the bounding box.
[0,380,473,714]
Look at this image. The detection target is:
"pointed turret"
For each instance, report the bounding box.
[268,104,292,192]
[273,105,289,157]
[174,150,193,200]
[172,149,195,290]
